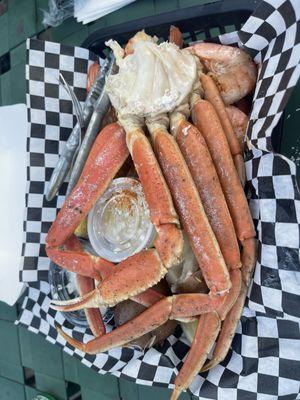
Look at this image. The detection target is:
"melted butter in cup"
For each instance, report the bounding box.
[88,178,156,262]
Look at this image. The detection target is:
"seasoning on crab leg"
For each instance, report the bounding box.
[173,118,240,271]
[192,100,255,242]
[172,113,244,347]
[147,118,231,295]
[165,83,241,395]
[168,23,243,350]
[46,122,129,249]
[200,73,246,186]
[49,235,165,311]
[125,127,183,270]
[191,99,256,256]
[168,21,243,339]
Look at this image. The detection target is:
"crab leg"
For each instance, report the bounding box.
[51,248,167,309]
[191,96,257,372]
[169,26,242,296]
[126,128,183,269]
[76,275,105,337]
[46,122,129,248]
[191,97,256,281]
[174,117,240,271]
[147,121,230,295]
[169,25,183,48]
[56,298,171,353]
[169,265,242,395]
[192,99,255,242]
[200,74,246,186]
[56,293,225,353]
[225,105,249,187]
[172,113,243,331]
[171,312,221,400]
[49,234,164,311]
[241,237,257,287]
[47,235,114,280]
[201,281,247,372]
[199,238,257,372]
[169,26,242,278]
[217,269,242,321]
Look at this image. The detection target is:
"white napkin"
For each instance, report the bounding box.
[74,0,136,24]
[0,104,27,305]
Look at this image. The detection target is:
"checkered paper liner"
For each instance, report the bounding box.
[17,1,300,398]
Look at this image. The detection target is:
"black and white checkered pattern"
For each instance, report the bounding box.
[21,40,98,284]
[17,1,300,398]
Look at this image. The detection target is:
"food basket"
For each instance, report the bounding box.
[18,0,300,399]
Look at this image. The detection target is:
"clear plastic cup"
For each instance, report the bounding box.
[88,177,156,262]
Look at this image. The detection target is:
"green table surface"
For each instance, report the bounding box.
[0,0,299,399]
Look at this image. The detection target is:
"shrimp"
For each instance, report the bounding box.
[188,43,257,105]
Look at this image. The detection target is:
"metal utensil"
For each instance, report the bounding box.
[67,53,117,194]
[45,58,112,201]
[58,73,86,174]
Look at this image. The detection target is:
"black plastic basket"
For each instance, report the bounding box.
[82,0,283,152]
[83,0,257,55]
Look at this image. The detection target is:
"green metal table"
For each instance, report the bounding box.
[0,0,299,399]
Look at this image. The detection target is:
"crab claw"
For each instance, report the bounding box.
[51,287,167,311]
[51,288,102,311]
[76,274,106,337]
[56,324,83,350]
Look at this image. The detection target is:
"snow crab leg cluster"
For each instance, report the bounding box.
[45,29,257,400]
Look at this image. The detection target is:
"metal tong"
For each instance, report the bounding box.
[45,54,116,201]
[67,55,117,195]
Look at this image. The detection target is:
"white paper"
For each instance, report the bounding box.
[0,104,27,305]
[74,0,136,24]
